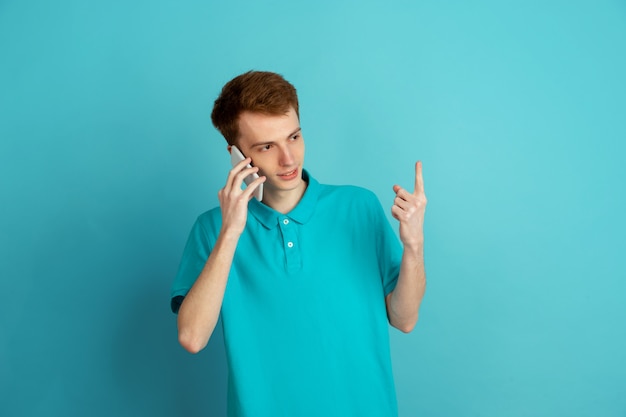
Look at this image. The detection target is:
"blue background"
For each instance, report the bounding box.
[1,1,625,416]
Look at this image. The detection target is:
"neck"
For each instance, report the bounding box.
[262,180,308,214]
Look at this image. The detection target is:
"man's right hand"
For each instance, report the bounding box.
[218,157,266,237]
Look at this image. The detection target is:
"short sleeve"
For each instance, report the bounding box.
[170,214,218,313]
[371,194,403,296]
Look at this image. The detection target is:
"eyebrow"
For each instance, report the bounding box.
[250,127,301,149]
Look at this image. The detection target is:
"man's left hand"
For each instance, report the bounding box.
[391,161,428,249]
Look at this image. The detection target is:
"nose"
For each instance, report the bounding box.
[278,146,294,166]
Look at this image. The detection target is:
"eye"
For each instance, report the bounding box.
[290,133,300,141]
[261,144,272,151]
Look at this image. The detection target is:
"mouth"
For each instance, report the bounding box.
[277,168,298,180]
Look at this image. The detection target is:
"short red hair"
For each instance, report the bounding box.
[211,71,300,145]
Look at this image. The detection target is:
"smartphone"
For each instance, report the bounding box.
[230,145,263,201]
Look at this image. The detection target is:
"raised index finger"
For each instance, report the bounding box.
[413,161,424,195]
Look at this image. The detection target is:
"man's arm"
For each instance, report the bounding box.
[177,159,265,353]
[385,161,427,333]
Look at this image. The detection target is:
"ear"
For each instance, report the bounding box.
[227,145,232,153]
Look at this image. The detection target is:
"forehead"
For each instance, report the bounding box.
[237,107,299,143]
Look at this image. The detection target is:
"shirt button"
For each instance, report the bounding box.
[287,241,294,248]
[283,219,289,225]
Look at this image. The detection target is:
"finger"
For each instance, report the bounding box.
[413,161,425,195]
[390,205,403,221]
[224,159,247,193]
[241,175,266,200]
[225,158,254,191]
[393,196,410,211]
[232,165,260,192]
[394,186,413,202]
[230,157,253,176]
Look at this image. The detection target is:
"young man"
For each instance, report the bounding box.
[171,71,427,417]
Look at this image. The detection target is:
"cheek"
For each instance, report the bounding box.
[254,161,270,174]
[249,156,269,173]
[296,141,305,159]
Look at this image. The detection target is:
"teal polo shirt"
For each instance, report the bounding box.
[171,170,403,417]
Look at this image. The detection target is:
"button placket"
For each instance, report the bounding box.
[278,216,301,271]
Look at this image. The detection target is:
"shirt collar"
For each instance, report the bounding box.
[248,169,320,229]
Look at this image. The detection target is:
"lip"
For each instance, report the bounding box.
[277,168,298,180]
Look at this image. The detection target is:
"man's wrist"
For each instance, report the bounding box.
[402,238,424,255]
[218,226,244,244]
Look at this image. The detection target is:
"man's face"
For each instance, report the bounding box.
[235,107,305,197]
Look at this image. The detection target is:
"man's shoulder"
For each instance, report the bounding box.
[318,182,380,205]
[194,206,223,234]
[196,205,221,220]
